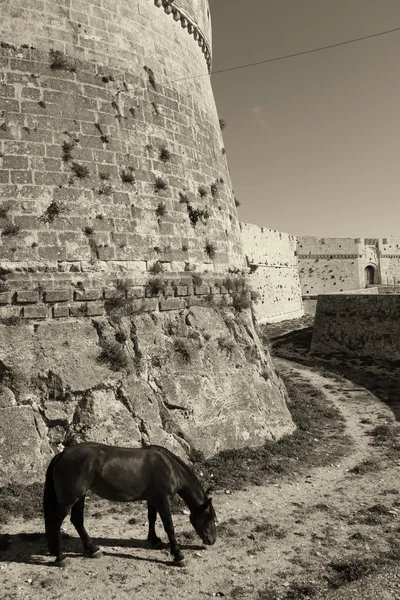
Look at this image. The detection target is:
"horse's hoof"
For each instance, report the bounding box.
[55,558,67,568]
[90,548,102,559]
[174,557,186,567]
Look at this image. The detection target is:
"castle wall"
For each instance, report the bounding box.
[297,237,363,296]
[240,223,304,323]
[378,237,400,285]
[0,0,242,290]
[311,294,400,362]
[0,1,295,484]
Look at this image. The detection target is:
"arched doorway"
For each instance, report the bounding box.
[365,265,375,286]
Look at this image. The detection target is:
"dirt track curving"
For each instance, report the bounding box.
[2,357,400,599]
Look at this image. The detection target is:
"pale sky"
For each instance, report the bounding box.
[209,0,400,238]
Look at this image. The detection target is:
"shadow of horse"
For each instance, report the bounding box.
[0,532,204,567]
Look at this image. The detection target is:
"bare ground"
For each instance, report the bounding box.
[2,355,400,599]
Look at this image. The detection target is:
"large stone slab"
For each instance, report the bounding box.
[0,406,53,485]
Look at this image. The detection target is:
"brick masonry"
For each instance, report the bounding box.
[0,0,245,288]
[240,222,304,323]
[0,273,242,320]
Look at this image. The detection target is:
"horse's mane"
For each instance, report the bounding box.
[154,445,204,493]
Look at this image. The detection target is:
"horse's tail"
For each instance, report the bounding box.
[43,453,62,555]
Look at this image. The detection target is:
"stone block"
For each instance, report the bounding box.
[195,285,210,296]
[53,305,70,318]
[131,298,158,312]
[69,303,87,317]
[23,304,48,319]
[127,286,145,299]
[0,292,11,305]
[44,290,70,303]
[74,289,101,301]
[163,286,174,297]
[16,290,39,304]
[175,285,188,296]
[159,298,186,311]
[86,302,105,316]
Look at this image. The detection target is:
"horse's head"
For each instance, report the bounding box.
[190,494,217,545]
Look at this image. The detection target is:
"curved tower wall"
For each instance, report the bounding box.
[0,0,243,303]
[0,1,294,486]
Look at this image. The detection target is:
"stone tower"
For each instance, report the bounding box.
[0,0,294,485]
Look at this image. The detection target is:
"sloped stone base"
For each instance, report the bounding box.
[0,306,295,486]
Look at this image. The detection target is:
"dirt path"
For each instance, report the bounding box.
[1,359,400,599]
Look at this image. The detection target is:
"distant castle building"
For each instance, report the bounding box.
[297,236,400,294]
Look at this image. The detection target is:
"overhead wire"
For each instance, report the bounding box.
[171,25,400,83]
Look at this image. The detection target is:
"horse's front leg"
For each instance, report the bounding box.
[156,496,185,566]
[70,496,102,559]
[147,501,162,548]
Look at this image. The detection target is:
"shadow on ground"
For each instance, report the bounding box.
[0,532,203,567]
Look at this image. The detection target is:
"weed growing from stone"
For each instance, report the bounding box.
[156,202,166,218]
[115,279,130,294]
[154,177,167,192]
[219,117,227,131]
[99,171,110,181]
[179,192,189,204]
[192,273,203,287]
[143,65,157,89]
[159,147,171,163]
[83,226,94,236]
[98,342,130,371]
[115,330,128,344]
[222,147,226,154]
[0,200,12,218]
[98,182,113,195]
[235,197,241,207]
[38,100,46,109]
[149,261,163,275]
[62,141,74,162]
[173,339,191,363]
[218,336,236,353]
[147,276,166,295]
[49,49,76,72]
[182,243,188,252]
[198,185,208,198]
[205,241,216,259]
[39,200,64,224]
[187,205,210,227]
[94,122,110,144]
[1,222,21,237]
[120,167,135,184]
[70,162,90,179]
[223,276,251,311]
[210,182,219,198]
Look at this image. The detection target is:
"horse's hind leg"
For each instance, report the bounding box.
[147,501,162,548]
[45,504,72,567]
[70,496,102,559]
[156,496,185,566]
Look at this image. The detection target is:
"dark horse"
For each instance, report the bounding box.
[43,442,216,567]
